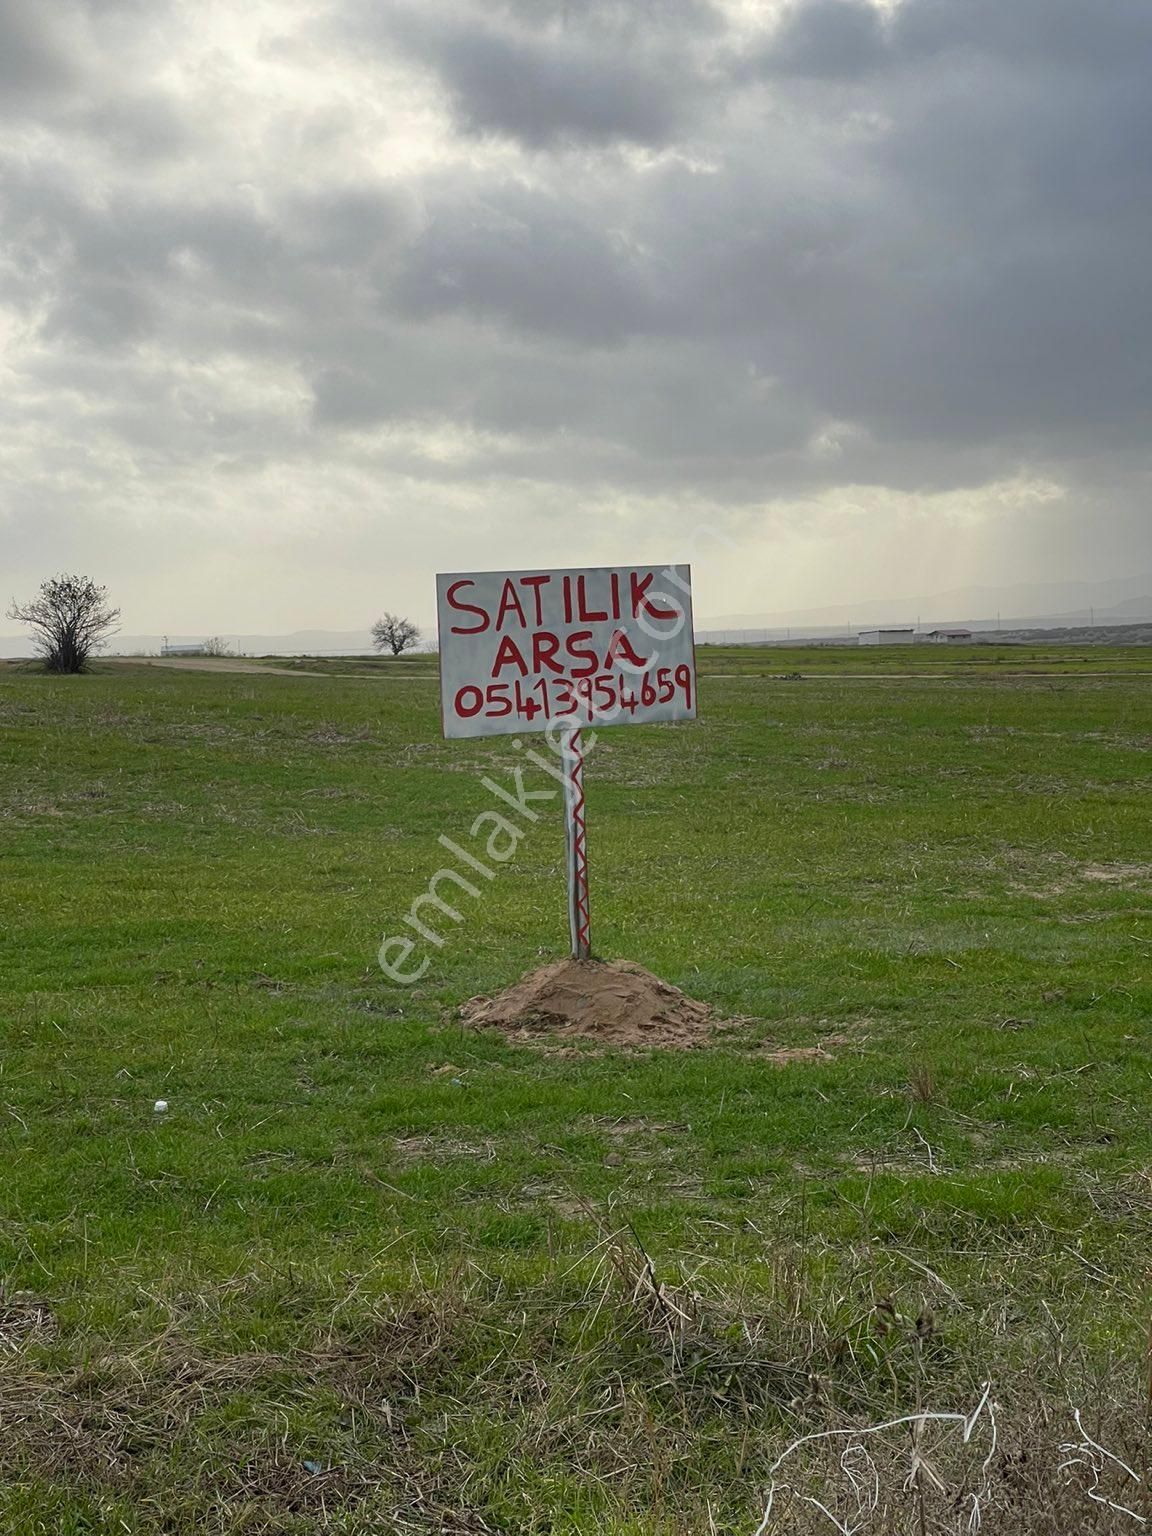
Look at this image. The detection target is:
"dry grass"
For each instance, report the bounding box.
[1,1244,1148,1533]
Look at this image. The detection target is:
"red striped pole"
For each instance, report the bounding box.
[562,728,591,960]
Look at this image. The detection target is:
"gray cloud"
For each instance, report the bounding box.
[2,0,1151,632]
[388,178,666,342]
[761,0,1152,78]
[42,275,155,349]
[890,0,1152,71]
[0,0,77,102]
[355,0,723,147]
[757,0,886,79]
[66,92,193,161]
[401,22,683,146]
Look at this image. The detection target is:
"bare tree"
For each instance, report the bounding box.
[7,574,120,673]
[201,636,235,657]
[371,613,421,656]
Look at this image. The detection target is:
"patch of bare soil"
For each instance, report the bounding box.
[107,655,298,675]
[460,958,738,1049]
[1011,858,1152,899]
[759,1043,838,1065]
[1078,861,1152,886]
[392,1134,497,1164]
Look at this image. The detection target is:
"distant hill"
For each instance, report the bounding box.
[696,572,1152,636]
[992,622,1152,646]
[3,571,1151,656]
[0,629,391,660]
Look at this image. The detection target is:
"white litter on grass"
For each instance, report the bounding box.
[753,1385,998,1535]
[154,1100,168,1114]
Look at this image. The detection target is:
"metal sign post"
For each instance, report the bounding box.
[561,726,591,959]
[434,563,696,962]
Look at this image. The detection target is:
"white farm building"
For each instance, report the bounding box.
[858,628,917,646]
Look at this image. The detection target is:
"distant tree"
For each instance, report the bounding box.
[7,574,120,673]
[371,613,420,656]
[201,636,234,657]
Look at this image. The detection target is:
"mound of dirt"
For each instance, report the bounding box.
[460,958,730,1049]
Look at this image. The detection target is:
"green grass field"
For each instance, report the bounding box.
[1,648,1150,1533]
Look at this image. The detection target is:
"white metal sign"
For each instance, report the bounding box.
[436,563,695,740]
[436,563,695,960]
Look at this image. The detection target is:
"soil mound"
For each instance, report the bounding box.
[460,958,726,1049]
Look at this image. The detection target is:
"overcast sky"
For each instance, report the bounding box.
[2,0,1150,633]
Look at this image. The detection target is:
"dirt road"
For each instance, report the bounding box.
[103,656,436,680]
